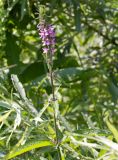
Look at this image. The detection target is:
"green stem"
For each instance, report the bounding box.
[50,67,55,101]
[53,107,61,160]
[49,50,62,160]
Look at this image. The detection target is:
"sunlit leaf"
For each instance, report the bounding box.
[5,140,53,160]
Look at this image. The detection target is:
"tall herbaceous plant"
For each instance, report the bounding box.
[37,5,61,160]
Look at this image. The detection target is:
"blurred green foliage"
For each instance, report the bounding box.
[0,0,118,159]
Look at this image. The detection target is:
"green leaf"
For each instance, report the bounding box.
[96,136,118,152]
[0,110,13,123]
[106,119,118,143]
[0,101,11,109]
[56,67,96,83]
[5,140,53,160]
[73,1,81,32]
[20,0,27,21]
[11,74,38,116]
[28,67,97,90]
[19,57,79,83]
[54,56,78,69]
[11,74,27,100]
[5,32,21,73]
[19,61,45,83]
[107,80,118,101]
[104,112,118,143]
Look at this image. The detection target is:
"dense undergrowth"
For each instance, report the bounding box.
[0,0,118,159]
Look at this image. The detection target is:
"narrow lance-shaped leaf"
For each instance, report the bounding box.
[104,112,118,143]
[4,140,54,160]
[11,74,38,116]
[0,109,13,123]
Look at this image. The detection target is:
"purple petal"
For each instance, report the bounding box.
[43,48,49,53]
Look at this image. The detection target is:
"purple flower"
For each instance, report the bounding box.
[37,22,55,54]
[50,39,55,45]
[50,48,55,54]
[43,48,49,53]
[42,39,50,46]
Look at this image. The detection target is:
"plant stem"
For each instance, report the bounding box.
[49,51,62,160]
[53,108,62,160]
[50,67,55,101]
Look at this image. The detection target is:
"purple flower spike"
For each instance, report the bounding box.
[37,22,55,54]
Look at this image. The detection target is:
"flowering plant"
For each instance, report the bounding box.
[37,21,61,160]
[37,23,55,54]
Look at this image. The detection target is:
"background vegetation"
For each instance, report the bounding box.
[0,0,118,159]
